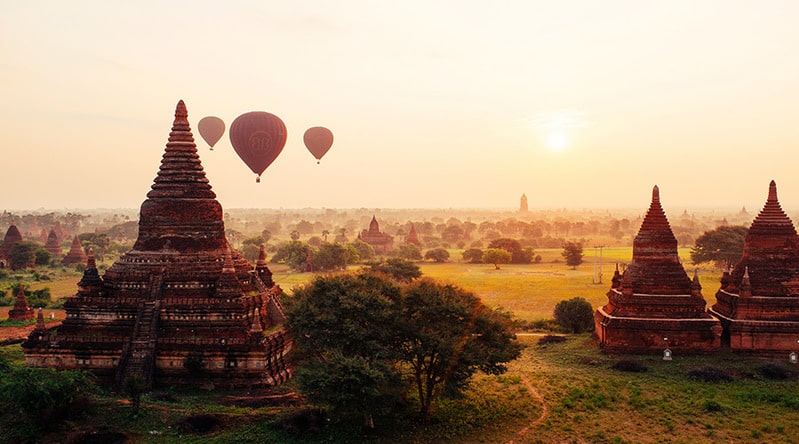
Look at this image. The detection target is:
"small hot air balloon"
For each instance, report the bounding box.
[198,116,225,149]
[229,111,287,183]
[303,126,334,164]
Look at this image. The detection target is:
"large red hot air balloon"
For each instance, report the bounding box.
[229,112,287,182]
[303,126,334,164]
[198,116,225,149]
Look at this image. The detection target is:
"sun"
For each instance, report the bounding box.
[546,130,568,152]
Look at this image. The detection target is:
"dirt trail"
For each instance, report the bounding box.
[0,309,64,343]
[506,373,548,444]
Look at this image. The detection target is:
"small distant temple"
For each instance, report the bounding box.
[8,286,34,321]
[44,228,62,258]
[0,224,23,269]
[405,223,421,248]
[357,216,394,254]
[595,186,721,353]
[62,235,88,265]
[710,181,799,355]
[520,193,529,213]
[23,101,291,390]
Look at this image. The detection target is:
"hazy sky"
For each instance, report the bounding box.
[3,1,799,212]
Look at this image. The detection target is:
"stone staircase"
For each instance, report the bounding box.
[114,274,163,392]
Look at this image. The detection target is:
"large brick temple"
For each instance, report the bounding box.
[710,181,799,355]
[595,186,722,353]
[23,101,291,389]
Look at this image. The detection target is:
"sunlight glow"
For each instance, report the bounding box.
[547,131,568,152]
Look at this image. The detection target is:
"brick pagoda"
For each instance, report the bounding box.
[0,224,23,269]
[44,228,62,258]
[7,285,34,321]
[23,101,291,389]
[62,235,88,265]
[595,186,721,353]
[710,181,799,355]
[357,216,394,254]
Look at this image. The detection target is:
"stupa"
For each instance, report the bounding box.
[357,216,394,254]
[23,101,291,389]
[62,235,88,265]
[44,228,62,258]
[595,186,721,353]
[0,224,23,269]
[405,223,421,247]
[7,286,34,321]
[710,181,799,355]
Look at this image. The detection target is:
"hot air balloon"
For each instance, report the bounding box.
[303,126,334,164]
[229,111,287,182]
[198,116,225,149]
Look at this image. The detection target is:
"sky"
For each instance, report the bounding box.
[2,1,799,212]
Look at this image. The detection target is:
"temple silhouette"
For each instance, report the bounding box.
[23,101,291,389]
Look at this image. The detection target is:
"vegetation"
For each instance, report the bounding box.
[553,297,595,333]
[424,247,450,263]
[562,240,585,269]
[690,225,748,266]
[482,248,512,269]
[286,272,521,426]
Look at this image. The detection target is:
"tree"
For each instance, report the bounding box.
[462,248,483,263]
[8,241,38,270]
[368,258,422,282]
[482,248,511,269]
[395,243,422,261]
[400,279,522,418]
[34,248,51,266]
[424,248,450,263]
[553,297,595,333]
[313,242,355,271]
[287,273,405,428]
[286,273,521,425]
[290,230,301,241]
[272,240,312,271]
[487,238,533,263]
[561,241,584,269]
[351,240,376,262]
[690,225,748,266]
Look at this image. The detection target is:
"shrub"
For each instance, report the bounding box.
[687,366,734,382]
[758,362,797,380]
[611,360,648,373]
[537,335,567,346]
[553,297,595,333]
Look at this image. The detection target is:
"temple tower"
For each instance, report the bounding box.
[710,181,799,355]
[595,186,721,353]
[23,101,291,389]
[357,215,394,254]
[62,235,88,265]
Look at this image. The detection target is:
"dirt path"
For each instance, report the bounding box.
[506,373,548,444]
[0,309,64,343]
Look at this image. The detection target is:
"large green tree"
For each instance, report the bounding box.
[424,247,450,263]
[272,240,312,271]
[286,272,521,425]
[561,240,584,269]
[287,273,405,427]
[400,279,521,418]
[553,297,595,333]
[690,225,748,266]
[482,248,511,269]
[487,238,533,263]
[368,258,422,282]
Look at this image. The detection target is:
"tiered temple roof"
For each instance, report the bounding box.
[595,186,721,353]
[8,285,34,321]
[62,236,88,265]
[710,181,799,355]
[358,215,394,254]
[405,223,421,247]
[45,229,62,257]
[0,224,23,268]
[23,101,291,389]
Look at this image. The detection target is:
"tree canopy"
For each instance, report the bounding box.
[286,272,521,425]
[482,248,511,269]
[487,238,533,263]
[690,225,748,266]
[424,247,450,263]
[561,241,584,269]
[553,297,595,333]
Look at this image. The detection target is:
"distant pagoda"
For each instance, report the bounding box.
[357,216,394,254]
[0,224,23,269]
[710,181,799,355]
[520,193,528,213]
[595,186,721,353]
[44,228,62,258]
[23,101,291,389]
[405,223,421,247]
[62,235,88,265]
[8,285,34,321]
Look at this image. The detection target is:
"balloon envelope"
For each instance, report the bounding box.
[229,112,287,181]
[198,116,225,149]
[303,126,334,162]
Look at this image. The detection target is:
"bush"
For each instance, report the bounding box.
[611,360,648,373]
[758,362,797,380]
[553,297,595,333]
[537,335,567,346]
[687,366,734,382]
